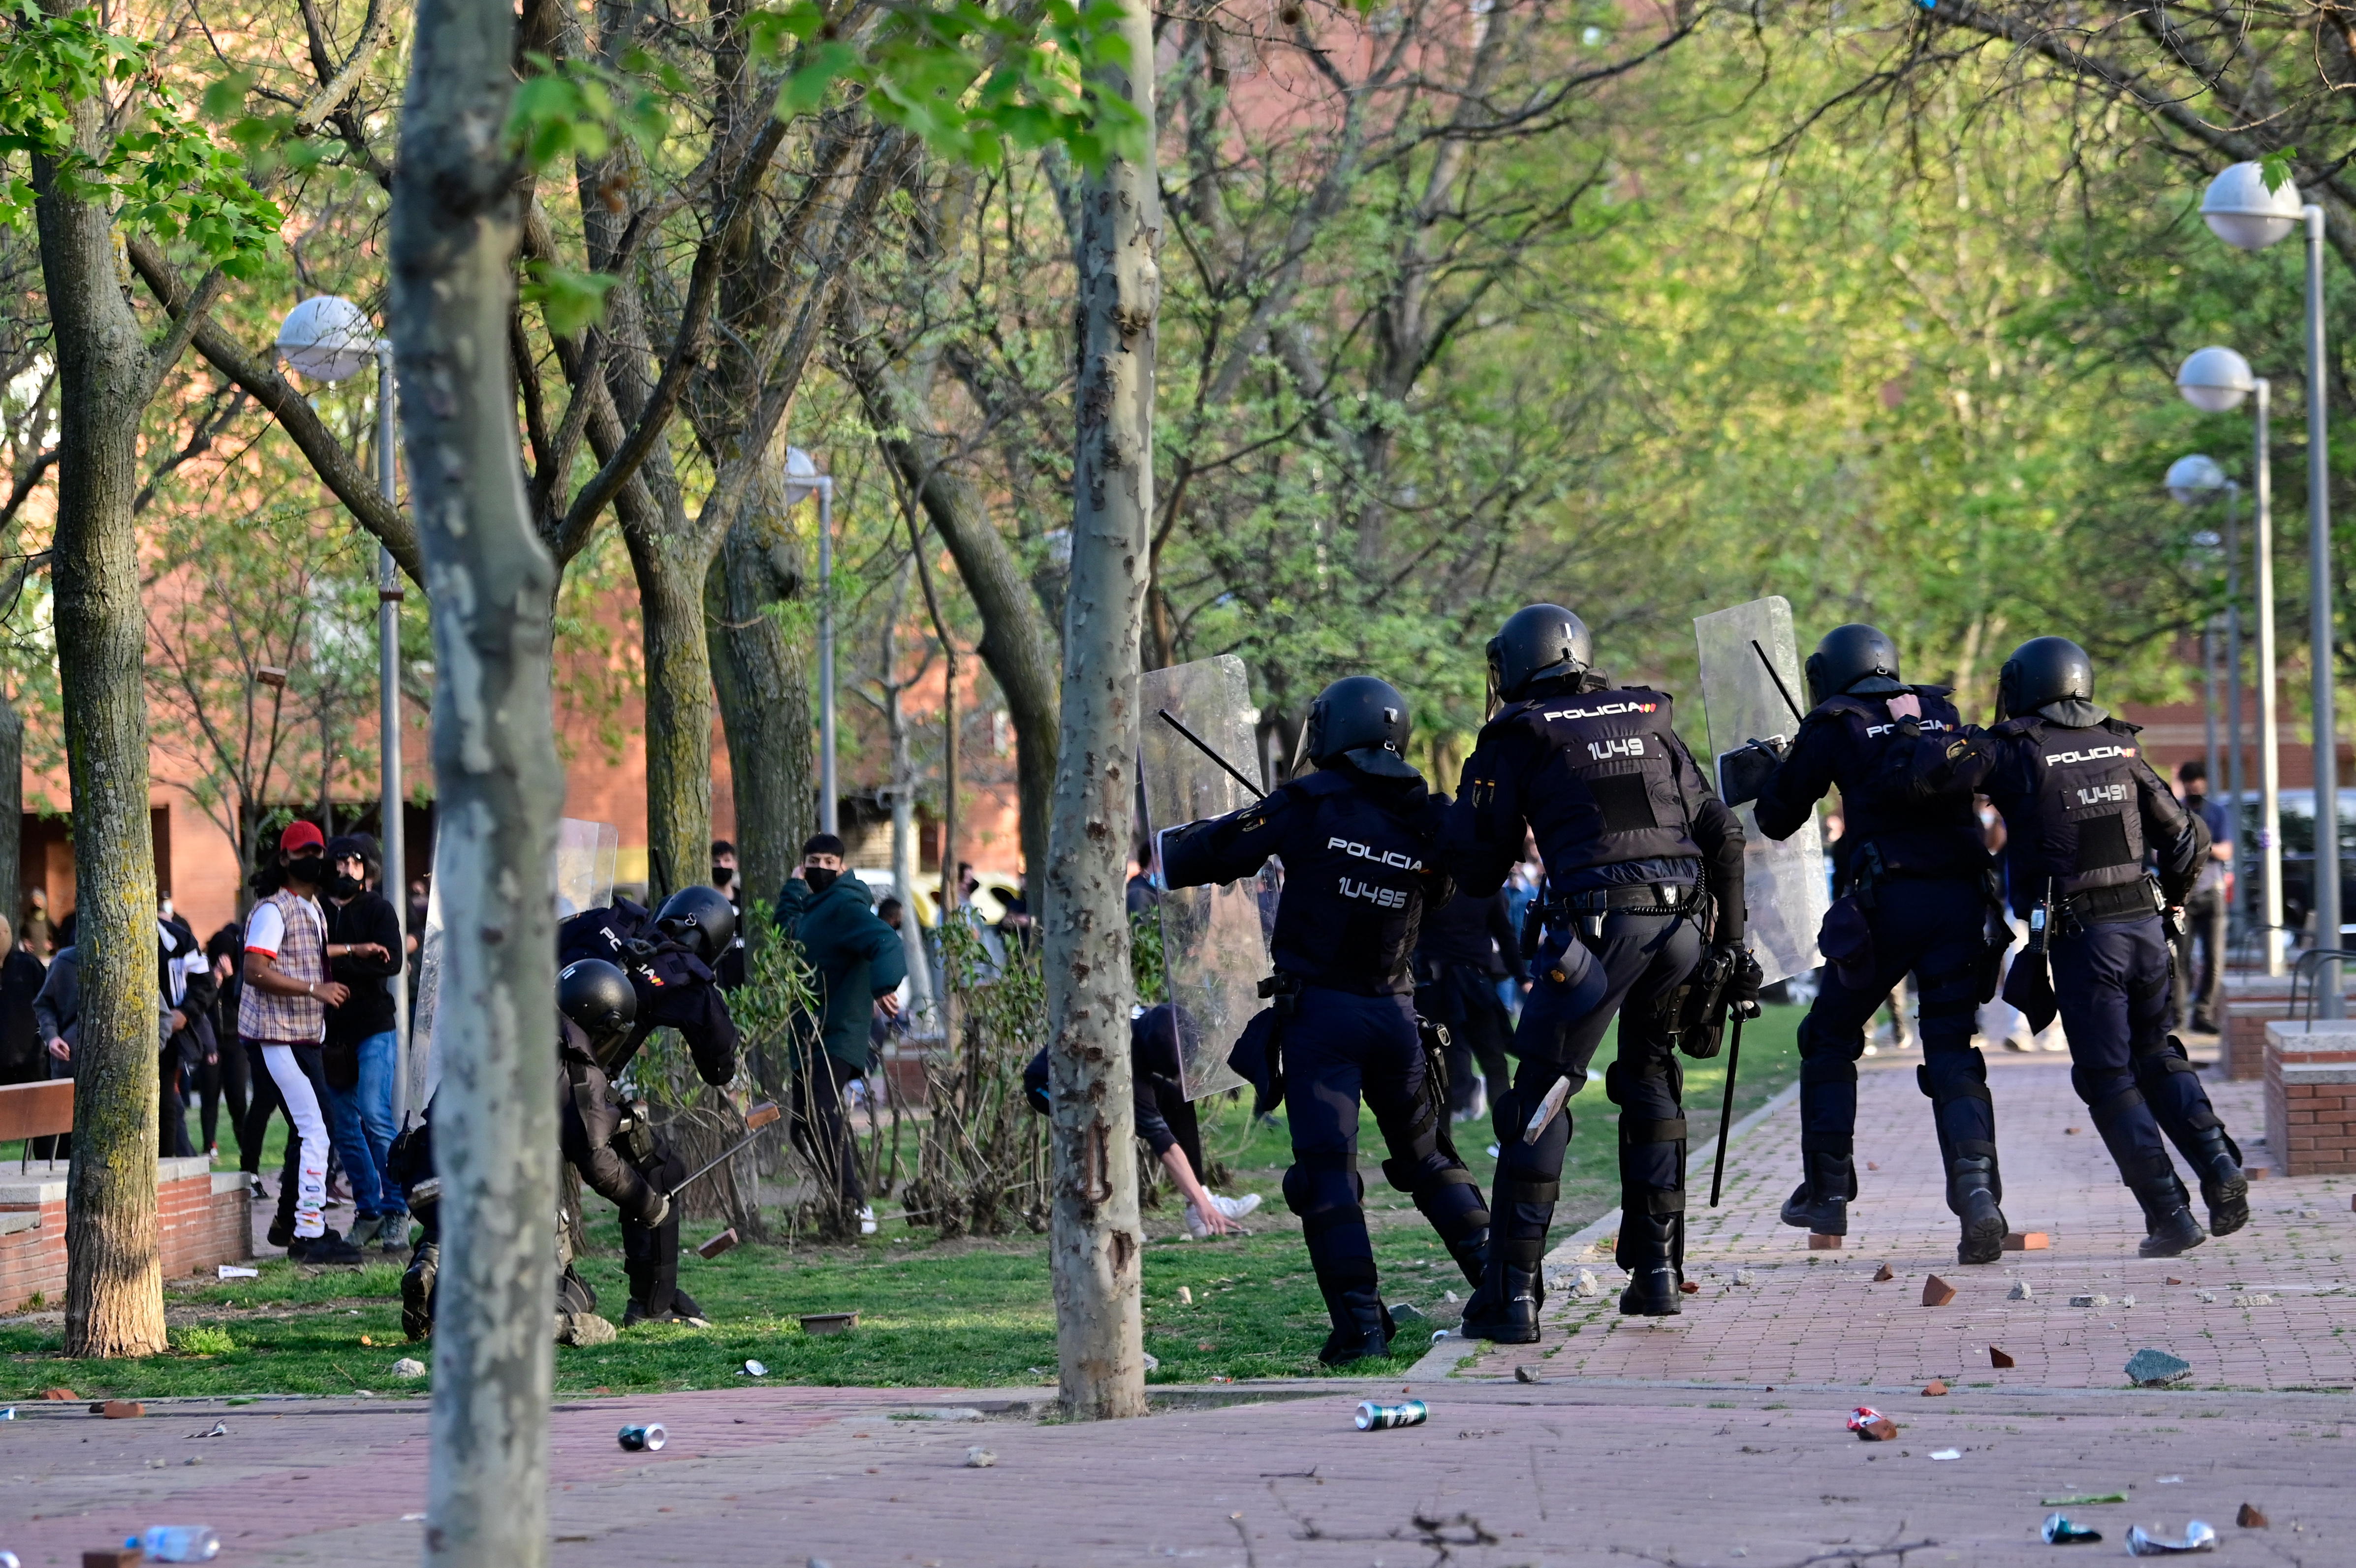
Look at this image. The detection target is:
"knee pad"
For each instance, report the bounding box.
[1375,1098,1444,1188]
[2129,966,2173,1024]
[2071,1064,2143,1121]
[1406,1163,1490,1241]
[1801,1051,1859,1090]
[2133,1037,2220,1128]
[1797,1012,1867,1066]
[1606,1053,1682,1110]
[1916,1046,1990,1102]
[1913,959,1983,1029]
[1283,1153,1361,1222]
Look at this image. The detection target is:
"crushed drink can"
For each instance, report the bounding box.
[2041,1513,2102,1545]
[617,1421,667,1452]
[1354,1399,1427,1431]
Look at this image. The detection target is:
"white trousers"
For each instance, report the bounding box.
[262,1044,330,1239]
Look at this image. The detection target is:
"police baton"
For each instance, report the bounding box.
[668,1101,783,1199]
[1156,710,1265,800]
[1708,1006,1754,1208]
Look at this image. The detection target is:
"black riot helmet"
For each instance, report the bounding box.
[1805,623,1906,707]
[558,958,637,1063]
[1297,676,1417,780]
[655,884,737,966]
[1486,604,1593,705]
[1995,636,2097,722]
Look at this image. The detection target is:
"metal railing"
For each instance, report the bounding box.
[2285,946,2356,1026]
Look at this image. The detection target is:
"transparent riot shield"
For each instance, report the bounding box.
[1138,656,1262,1100]
[412,817,617,1111]
[1694,597,1828,986]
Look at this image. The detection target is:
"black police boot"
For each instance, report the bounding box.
[401,1241,439,1341]
[1458,1248,1541,1344]
[1616,1211,1683,1317]
[1316,1269,1396,1366]
[2132,1173,2208,1258]
[2184,1125,2249,1236]
[1947,1155,2008,1266]
[1445,1229,1489,1292]
[1779,1149,1853,1236]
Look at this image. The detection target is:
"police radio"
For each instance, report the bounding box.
[2026,878,2054,958]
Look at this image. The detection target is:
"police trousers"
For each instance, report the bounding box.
[2052,915,2230,1192]
[1491,908,1701,1272]
[1798,878,1998,1184]
[1280,987,1488,1293]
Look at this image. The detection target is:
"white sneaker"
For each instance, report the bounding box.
[1183,1201,1211,1240]
[857,1206,878,1236]
[1211,1193,1261,1222]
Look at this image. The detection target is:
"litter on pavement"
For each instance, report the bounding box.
[2040,1513,2102,1544]
[2123,1521,2217,1555]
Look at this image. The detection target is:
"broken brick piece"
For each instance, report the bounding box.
[1873,1262,1895,1282]
[1922,1275,1957,1307]
[83,1549,142,1568]
[1921,1379,1949,1396]
[1678,1279,1700,1294]
[2246,1165,2271,1181]
[2002,1232,2050,1251]
[2065,1126,2081,1135]
[1856,1417,1898,1441]
[101,1400,145,1419]
[1990,1346,2015,1369]
[2237,1503,2268,1529]
[1808,1233,1845,1251]
[2166,1277,2184,1286]
[1866,1161,1880,1170]
[41,1386,76,1401]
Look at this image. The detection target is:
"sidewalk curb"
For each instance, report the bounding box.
[1406,1077,1802,1381]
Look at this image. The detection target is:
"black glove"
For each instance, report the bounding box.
[1715,942,1763,1019]
[1715,736,1789,808]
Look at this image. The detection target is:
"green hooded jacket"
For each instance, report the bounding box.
[774,873,910,1070]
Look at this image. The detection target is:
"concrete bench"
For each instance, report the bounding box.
[2263,1018,2356,1176]
[2218,973,2356,1080]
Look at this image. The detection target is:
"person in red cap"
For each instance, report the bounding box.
[238,821,386,1264]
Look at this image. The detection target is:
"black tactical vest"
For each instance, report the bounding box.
[1808,689,1984,881]
[1269,769,1437,995]
[1999,715,2149,899]
[1482,686,1702,876]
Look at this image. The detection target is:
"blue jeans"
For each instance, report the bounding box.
[325,1030,402,1220]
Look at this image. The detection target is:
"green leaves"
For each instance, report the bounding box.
[747,0,1148,171]
[2259,147,2298,195]
[522,259,621,338]
[507,52,673,169]
[0,3,280,274]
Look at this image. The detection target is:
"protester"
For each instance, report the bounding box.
[157,897,212,1160]
[0,916,42,1088]
[30,911,78,1160]
[711,838,747,987]
[202,923,251,1160]
[322,834,406,1250]
[776,832,905,1236]
[21,887,49,962]
[2173,760,2233,1034]
[240,821,370,1264]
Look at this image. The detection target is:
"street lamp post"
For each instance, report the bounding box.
[2203,163,2340,1009]
[276,296,414,1099]
[783,447,837,837]
[2177,356,2288,975]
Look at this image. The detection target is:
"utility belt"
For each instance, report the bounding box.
[1526,877,1705,950]
[2041,877,2164,937]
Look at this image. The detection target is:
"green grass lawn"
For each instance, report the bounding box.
[0,1004,1801,1401]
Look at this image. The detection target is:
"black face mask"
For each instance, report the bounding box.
[328,873,364,900]
[287,854,329,889]
[712,865,735,890]
[804,867,840,894]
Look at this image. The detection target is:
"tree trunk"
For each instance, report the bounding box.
[34,68,167,1361]
[0,695,24,947]
[832,294,1059,890]
[1047,0,1159,1422]
[705,469,812,909]
[390,0,565,1557]
[632,546,715,907]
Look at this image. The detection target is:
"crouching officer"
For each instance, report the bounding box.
[1751,623,2011,1263]
[1446,605,1753,1338]
[1880,636,2243,1256]
[557,886,741,1322]
[555,958,682,1329]
[1161,676,1488,1365]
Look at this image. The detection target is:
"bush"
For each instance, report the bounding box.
[172,1323,236,1356]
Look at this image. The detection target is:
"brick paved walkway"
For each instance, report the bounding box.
[7,1046,2354,1567]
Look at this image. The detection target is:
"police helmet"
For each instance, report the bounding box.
[1299,675,1416,779]
[655,884,737,965]
[1486,604,1592,704]
[558,958,636,1038]
[1996,636,2096,721]
[1805,623,1905,707]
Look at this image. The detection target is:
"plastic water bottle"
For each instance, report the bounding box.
[134,1526,220,1562]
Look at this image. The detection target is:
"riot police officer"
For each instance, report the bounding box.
[1882,636,2242,1256]
[1751,623,2011,1263]
[555,958,680,1330]
[1445,604,1753,1338]
[557,885,741,1322]
[1161,676,1488,1365]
